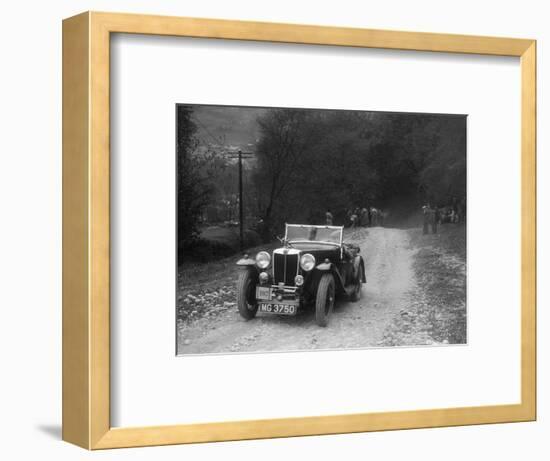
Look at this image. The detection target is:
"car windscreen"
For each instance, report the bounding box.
[286,225,342,244]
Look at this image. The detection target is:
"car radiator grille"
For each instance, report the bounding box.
[273,253,299,286]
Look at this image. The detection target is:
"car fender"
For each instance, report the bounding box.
[316,261,332,271]
[313,264,346,294]
[236,257,257,273]
[353,255,366,283]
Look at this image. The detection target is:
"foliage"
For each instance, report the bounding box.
[251,109,466,231]
[176,106,213,251]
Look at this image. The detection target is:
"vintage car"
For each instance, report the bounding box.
[235,224,366,327]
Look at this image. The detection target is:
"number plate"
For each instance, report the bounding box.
[256,286,271,300]
[259,303,297,315]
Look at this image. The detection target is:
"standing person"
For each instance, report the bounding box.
[371,207,378,226]
[360,207,368,226]
[325,209,333,226]
[346,208,352,227]
[451,196,459,222]
[350,210,358,228]
[423,204,434,235]
[433,206,439,233]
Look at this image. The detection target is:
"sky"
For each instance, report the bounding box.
[190,105,268,152]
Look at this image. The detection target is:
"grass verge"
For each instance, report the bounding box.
[380,224,467,346]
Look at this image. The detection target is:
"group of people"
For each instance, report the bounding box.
[422,198,466,234]
[325,206,386,228]
[322,199,465,234]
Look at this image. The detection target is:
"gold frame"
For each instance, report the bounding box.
[62,11,537,450]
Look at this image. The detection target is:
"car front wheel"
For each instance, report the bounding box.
[315,273,335,327]
[349,274,362,302]
[236,270,258,320]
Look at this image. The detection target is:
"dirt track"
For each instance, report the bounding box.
[177,227,421,354]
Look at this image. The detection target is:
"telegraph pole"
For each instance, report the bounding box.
[225,150,254,250]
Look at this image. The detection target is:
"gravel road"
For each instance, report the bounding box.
[177,227,419,355]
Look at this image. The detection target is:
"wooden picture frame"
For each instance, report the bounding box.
[62,11,536,449]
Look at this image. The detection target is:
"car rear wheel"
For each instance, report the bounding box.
[237,270,258,320]
[315,273,335,327]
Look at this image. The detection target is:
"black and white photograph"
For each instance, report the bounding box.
[176,104,467,355]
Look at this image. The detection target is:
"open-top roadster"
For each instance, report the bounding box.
[236,224,366,326]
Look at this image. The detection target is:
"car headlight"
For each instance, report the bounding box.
[300,253,316,271]
[255,251,271,269]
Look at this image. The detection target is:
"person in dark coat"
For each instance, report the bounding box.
[325,209,333,226]
[423,204,437,234]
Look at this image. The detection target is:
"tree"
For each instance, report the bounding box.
[177,106,212,254]
[251,108,466,232]
[252,109,315,238]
